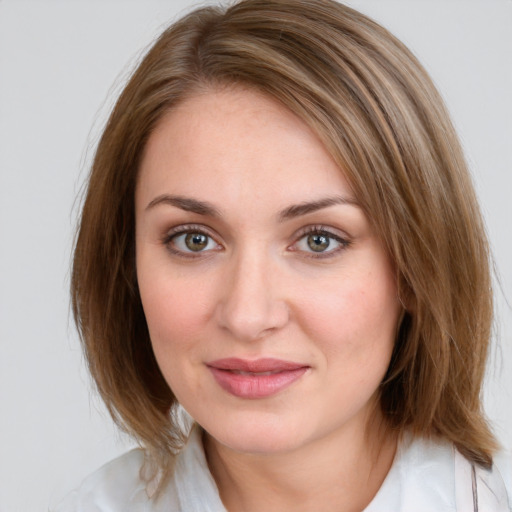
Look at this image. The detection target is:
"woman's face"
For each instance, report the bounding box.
[135,87,401,455]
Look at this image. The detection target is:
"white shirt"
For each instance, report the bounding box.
[54,427,512,511]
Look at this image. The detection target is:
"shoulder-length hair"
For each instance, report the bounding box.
[72,0,497,474]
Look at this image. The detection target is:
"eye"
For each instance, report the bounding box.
[164,227,220,256]
[305,233,332,252]
[292,227,349,257]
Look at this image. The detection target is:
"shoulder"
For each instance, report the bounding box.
[51,427,222,512]
[493,450,512,509]
[366,435,512,511]
[52,449,175,512]
[494,450,512,485]
[413,437,512,512]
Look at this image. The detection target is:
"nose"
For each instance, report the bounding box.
[215,249,289,342]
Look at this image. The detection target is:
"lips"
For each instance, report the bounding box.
[207,358,309,399]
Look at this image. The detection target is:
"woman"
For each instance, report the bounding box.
[56,0,511,510]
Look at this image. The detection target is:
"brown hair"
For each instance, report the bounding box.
[72,0,497,474]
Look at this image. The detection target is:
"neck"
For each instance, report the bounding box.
[204,414,397,512]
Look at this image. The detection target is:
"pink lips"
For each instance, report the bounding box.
[207,358,309,399]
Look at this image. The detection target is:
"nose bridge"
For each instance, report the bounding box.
[216,242,288,341]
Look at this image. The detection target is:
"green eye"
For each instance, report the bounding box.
[168,230,217,254]
[185,233,209,251]
[307,233,331,252]
[294,229,349,257]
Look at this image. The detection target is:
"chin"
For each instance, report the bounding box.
[214,431,300,455]
[199,410,311,455]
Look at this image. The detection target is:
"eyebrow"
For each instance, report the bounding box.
[145,194,221,217]
[277,195,360,221]
[145,193,359,220]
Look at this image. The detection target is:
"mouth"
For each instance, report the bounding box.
[227,370,286,376]
[207,358,309,399]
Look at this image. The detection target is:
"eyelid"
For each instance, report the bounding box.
[161,223,223,257]
[160,223,351,259]
[289,224,351,258]
[162,223,212,240]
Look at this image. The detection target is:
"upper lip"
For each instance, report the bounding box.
[207,358,308,373]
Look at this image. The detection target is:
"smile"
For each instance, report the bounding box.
[207,358,309,399]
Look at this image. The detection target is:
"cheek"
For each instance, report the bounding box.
[137,262,216,356]
[296,267,399,360]
[137,268,218,400]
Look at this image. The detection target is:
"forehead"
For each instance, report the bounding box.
[136,86,356,214]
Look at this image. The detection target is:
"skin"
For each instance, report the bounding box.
[135,86,402,511]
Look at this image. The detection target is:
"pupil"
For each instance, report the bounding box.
[185,233,208,251]
[308,234,329,252]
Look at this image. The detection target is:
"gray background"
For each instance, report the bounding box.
[0,1,510,510]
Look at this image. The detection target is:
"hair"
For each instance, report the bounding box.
[71,0,497,477]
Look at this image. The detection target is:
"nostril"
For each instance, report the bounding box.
[214,253,289,340]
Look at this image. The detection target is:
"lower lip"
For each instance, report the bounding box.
[208,366,308,399]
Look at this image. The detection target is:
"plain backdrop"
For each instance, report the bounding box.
[0,1,511,510]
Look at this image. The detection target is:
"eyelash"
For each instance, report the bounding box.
[162,224,219,259]
[161,224,351,259]
[291,225,351,259]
